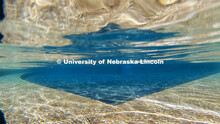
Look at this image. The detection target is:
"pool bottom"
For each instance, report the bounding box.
[0,72,220,123]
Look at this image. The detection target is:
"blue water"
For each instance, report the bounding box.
[21,62,220,105]
[38,24,219,62]
[1,24,220,105]
[61,23,176,48]
[1,1,220,123]
[4,24,215,105]
[43,23,177,59]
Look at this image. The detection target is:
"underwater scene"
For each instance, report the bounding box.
[0,0,220,123]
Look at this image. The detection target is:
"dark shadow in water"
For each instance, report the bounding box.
[21,61,220,105]
[0,0,5,21]
[0,0,5,43]
[0,33,4,43]
[0,110,6,124]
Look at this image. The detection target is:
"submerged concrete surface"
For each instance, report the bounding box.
[0,0,220,46]
[0,72,219,123]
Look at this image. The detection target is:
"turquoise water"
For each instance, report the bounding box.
[1,24,220,105]
[1,3,220,123]
[21,62,219,105]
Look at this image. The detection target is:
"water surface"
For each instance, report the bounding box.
[0,2,220,123]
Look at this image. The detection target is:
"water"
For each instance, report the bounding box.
[0,1,220,123]
[13,24,219,105]
[21,62,219,105]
